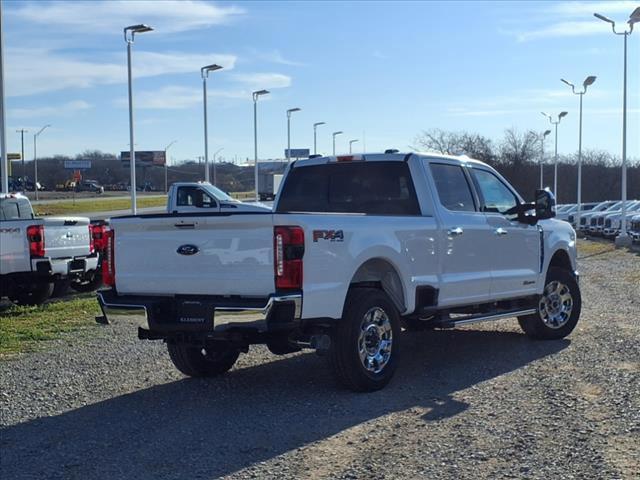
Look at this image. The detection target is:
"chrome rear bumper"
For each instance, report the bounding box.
[96,290,302,333]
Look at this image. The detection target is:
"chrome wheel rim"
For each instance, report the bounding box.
[539,280,573,329]
[358,307,393,374]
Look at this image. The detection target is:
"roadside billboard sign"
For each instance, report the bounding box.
[285,148,310,159]
[120,150,166,166]
[64,160,92,170]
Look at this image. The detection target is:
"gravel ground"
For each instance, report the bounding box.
[1,246,638,480]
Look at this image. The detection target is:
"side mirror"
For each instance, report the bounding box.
[535,189,555,220]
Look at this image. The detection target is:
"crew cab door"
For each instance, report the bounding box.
[468,167,540,299]
[170,185,221,214]
[428,162,493,306]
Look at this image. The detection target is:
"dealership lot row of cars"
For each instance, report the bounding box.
[555,200,640,241]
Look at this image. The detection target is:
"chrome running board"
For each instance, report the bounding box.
[437,308,537,328]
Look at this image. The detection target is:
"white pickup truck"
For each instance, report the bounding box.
[1,193,99,305]
[97,152,581,392]
[167,182,270,214]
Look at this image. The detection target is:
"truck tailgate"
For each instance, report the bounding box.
[113,213,275,296]
[41,217,92,258]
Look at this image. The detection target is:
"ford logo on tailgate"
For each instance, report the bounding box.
[177,244,199,256]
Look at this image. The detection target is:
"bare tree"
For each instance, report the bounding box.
[499,128,540,166]
[414,129,496,163]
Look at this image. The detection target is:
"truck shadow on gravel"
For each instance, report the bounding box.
[1,329,568,480]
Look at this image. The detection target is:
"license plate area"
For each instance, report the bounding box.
[176,299,214,327]
[69,259,85,272]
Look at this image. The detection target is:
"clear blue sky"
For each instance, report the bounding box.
[3,0,639,164]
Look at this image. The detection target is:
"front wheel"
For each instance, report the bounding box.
[328,288,400,392]
[167,343,240,377]
[518,267,581,340]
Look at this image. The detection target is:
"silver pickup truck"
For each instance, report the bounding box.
[0,193,99,305]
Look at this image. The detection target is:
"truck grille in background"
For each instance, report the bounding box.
[604,219,612,228]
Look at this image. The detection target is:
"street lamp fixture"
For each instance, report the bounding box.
[594,7,637,245]
[253,89,270,201]
[313,122,326,155]
[213,147,223,185]
[164,140,177,194]
[201,63,223,184]
[539,129,551,189]
[541,111,568,201]
[286,107,301,163]
[332,131,343,155]
[349,139,359,154]
[561,75,596,230]
[124,23,153,214]
[33,124,51,200]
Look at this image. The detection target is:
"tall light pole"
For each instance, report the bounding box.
[164,140,176,194]
[16,129,27,185]
[0,0,8,193]
[539,129,551,189]
[332,131,343,155]
[253,89,269,202]
[595,7,639,246]
[313,122,325,155]
[124,23,153,214]
[541,111,568,201]
[286,107,301,163]
[201,63,223,183]
[561,75,596,230]
[33,124,51,200]
[349,139,359,154]
[212,147,223,185]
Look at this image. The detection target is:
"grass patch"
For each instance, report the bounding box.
[577,239,616,258]
[34,196,166,216]
[0,297,100,358]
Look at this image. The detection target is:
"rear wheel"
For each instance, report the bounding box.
[518,266,581,340]
[328,288,400,392]
[167,342,240,377]
[8,282,54,306]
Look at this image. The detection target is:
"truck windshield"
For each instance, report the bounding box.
[276,161,420,215]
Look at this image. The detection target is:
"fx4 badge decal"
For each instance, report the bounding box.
[313,230,344,242]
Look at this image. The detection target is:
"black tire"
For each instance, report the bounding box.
[70,270,103,293]
[8,282,54,306]
[518,266,581,340]
[328,288,401,392]
[167,342,240,377]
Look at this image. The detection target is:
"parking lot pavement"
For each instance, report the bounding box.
[0,247,638,479]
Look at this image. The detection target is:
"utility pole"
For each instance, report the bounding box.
[0,0,8,193]
[16,129,27,184]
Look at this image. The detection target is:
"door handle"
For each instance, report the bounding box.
[174,223,196,229]
[495,227,508,236]
[447,227,464,237]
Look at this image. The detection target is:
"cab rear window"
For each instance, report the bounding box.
[276,161,420,215]
[0,198,33,220]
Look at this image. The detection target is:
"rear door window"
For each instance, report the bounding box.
[429,163,476,212]
[277,161,420,215]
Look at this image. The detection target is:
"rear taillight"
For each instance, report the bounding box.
[102,229,116,287]
[274,226,304,290]
[27,225,45,257]
[90,224,107,252]
[88,225,95,254]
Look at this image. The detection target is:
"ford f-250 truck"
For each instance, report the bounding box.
[97,152,581,392]
[1,193,99,305]
[166,182,270,214]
